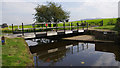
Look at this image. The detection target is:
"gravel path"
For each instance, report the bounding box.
[63,35,114,43]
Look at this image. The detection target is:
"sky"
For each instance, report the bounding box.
[1,0,119,25]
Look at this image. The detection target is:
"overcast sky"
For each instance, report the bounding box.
[1,0,119,25]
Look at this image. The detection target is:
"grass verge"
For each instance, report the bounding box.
[2,37,34,66]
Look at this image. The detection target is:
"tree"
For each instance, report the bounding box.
[34,2,70,23]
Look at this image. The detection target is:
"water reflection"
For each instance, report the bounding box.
[95,43,120,62]
[26,39,120,66]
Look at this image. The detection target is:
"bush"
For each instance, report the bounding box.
[115,18,120,31]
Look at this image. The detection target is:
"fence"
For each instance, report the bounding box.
[12,22,89,36]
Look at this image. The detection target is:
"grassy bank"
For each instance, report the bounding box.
[0,49,1,66]
[2,37,34,66]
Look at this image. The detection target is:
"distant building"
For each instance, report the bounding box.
[1,23,8,28]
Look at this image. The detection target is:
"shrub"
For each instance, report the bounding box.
[115,18,120,31]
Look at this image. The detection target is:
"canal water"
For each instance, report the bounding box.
[26,39,120,66]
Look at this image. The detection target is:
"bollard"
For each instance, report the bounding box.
[1,36,5,45]
[12,24,13,33]
[22,23,24,36]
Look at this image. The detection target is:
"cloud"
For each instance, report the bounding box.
[65,2,118,21]
[2,0,120,2]
[2,2,37,25]
[0,2,2,24]
[92,53,118,66]
[2,1,118,25]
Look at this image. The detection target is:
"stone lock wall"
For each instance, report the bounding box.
[84,30,118,41]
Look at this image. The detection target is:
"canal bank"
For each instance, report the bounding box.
[2,37,34,66]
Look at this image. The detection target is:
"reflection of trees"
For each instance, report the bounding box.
[36,43,88,66]
[29,40,77,53]
[34,45,69,66]
[29,39,90,66]
[38,49,67,64]
[95,43,120,61]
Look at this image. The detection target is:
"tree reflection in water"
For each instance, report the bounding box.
[28,38,120,66]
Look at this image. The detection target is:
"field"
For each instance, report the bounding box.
[75,18,117,30]
[71,18,117,26]
[1,18,118,33]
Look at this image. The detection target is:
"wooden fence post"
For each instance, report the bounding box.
[12,24,13,33]
[22,23,24,36]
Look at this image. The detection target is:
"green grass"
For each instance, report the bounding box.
[72,18,117,30]
[2,38,34,66]
[0,34,2,66]
[94,25,115,30]
[70,18,117,26]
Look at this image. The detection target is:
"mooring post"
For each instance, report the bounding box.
[22,23,24,36]
[34,23,36,35]
[71,23,73,31]
[56,22,57,32]
[12,24,13,33]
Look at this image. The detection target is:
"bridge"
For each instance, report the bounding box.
[11,22,89,39]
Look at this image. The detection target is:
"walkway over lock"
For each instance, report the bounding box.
[11,22,89,39]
